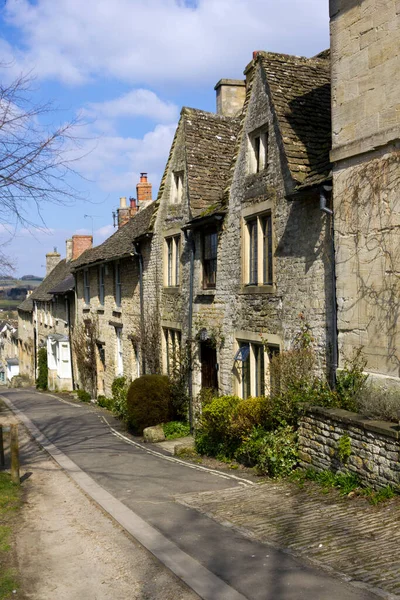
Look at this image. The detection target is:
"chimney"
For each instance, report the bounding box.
[136,173,152,209]
[129,197,138,217]
[72,235,93,260]
[214,79,246,117]
[117,196,130,228]
[66,238,73,261]
[46,247,61,276]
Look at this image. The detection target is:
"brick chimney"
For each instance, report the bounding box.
[136,173,152,210]
[129,197,138,217]
[46,248,61,276]
[214,79,246,117]
[117,196,130,228]
[72,235,93,260]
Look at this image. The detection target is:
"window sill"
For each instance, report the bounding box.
[197,289,216,296]
[240,284,275,295]
[97,308,105,314]
[113,308,122,316]
[83,305,90,312]
[163,287,180,294]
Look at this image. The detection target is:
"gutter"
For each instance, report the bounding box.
[184,229,195,434]
[319,185,338,387]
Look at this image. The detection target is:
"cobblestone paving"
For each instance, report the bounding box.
[177,480,400,597]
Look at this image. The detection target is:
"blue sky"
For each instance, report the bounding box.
[0,0,329,277]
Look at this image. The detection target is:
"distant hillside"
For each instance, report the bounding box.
[21,275,43,281]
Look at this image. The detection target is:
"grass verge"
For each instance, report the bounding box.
[0,473,21,599]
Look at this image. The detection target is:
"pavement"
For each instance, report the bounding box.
[0,388,391,600]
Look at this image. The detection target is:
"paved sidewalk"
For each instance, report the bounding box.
[177,479,400,598]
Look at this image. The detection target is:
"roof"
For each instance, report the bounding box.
[258,51,331,189]
[182,108,240,218]
[49,274,75,294]
[71,201,158,270]
[18,259,72,313]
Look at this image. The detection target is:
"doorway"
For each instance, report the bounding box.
[200,341,218,391]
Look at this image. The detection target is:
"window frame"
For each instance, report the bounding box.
[98,264,105,305]
[171,171,184,204]
[164,234,181,287]
[248,126,268,174]
[114,262,122,308]
[115,327,123,376]
[202,229,218,289]
[83,269,90,305]
[234,332,281,399]
[242,201,274,292]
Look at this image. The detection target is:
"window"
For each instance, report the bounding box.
[249,128,268,173]
[98,265,105,305]
[171,171,184,204]
[115,262,122,307]
[115,327,123,375]
[83,269,90,305]
[165,235,180,287]
[203,230,218,289]
[244,212,273,287]
[163,328,182,376]
[234,340,279,398]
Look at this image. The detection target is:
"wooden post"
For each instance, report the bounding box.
[0,426,4,467]
[10,424,20,484]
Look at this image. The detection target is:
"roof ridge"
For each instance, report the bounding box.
[255,50,330,67]
[181,106,239,122]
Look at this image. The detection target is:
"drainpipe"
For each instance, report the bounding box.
[67,295,76,390]
[34,301,39,379]
[320,185,338,387]
[132,242,145,375]
[185,230,195,434]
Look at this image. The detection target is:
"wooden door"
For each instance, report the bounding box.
[201,342,218,391]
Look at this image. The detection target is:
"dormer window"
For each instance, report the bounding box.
[249,127,268,173]
[171,171,184,204]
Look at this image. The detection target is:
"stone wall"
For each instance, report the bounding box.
[330,0,400,161]
[298,405,400,489]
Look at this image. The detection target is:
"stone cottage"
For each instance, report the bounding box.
[330,0,400,387]
[0,320,19,384]
[17,235,92,389]
[71,177,157,398]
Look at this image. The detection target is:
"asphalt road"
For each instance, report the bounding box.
[2,388,379,600]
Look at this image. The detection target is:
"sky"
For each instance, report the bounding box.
[0,0,329,277]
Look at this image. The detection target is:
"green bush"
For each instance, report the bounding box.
[77,389,91,403]
[97,395,114,411]
[126,374,172,434]
[112,376,129,420]
[236,425,298,477]
[36,347,48,390]
[163,421,190,440]
[195,395,241,457]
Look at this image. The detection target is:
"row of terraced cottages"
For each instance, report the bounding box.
[18,4,400,405]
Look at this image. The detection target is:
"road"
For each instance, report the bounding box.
[2,388,379,600]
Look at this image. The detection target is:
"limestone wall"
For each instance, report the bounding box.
[330,0,400,161]
[299,405,400,489]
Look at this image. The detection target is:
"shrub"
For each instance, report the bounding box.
[335,349,368,411]
[195,395,241,457]
[97,395,114,411]
[236,425,298,477]
[163,421,190,440]
[112,376,129,420]
[126,374,172,434]
[77,389,91,403]
[357,384,400,422]
[36,347,48,390]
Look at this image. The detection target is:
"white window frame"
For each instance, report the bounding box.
[115,327,123,376]
[164,234,181,287]
[115,262,122,308]
[83,269,90,305]
[242,201,274,289]
[248,127,268,174]
[171,171,184,204]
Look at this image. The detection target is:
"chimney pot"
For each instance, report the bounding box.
[136,173,152,208]
[140,173,148,183]
[120,196,127,208]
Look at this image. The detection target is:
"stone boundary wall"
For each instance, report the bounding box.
[298,406,400,489]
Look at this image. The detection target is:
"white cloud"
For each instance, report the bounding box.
[3,0,329,87]
[85,89,178,124]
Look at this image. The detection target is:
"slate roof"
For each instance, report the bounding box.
[258,51,331,189]
[71,200,157,270]
[18,259,72,313]
[181,108,240,218]
[49,274,75,295]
